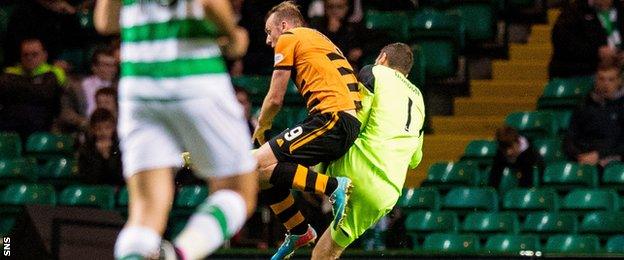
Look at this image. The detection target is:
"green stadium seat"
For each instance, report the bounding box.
[1,183,56,205]
[484,234,540,254]
[422,162,480,190]
[532,138,565,163]
[405,211,458,247]
[0,217,15,236]
[117,186,128,207]
[441,187,498,214]
[537,78,593,111]
[25,132,75,158]
[409,9,464,78]
[462,212,519,237]
[59,185,116,210]
[502,188,559,213]
[504,111,558,140]
[580,212,624,237]
[423,233,480,253]
[606,235,624,253]
[602,163,624,192]
[0,132,22,158]
[40,157,79,181]
[396,188,440,211]
[542,162,598,192]
[498,167,519,194]
[408,45,426,88]
[0,158,36,184]
[452,2,496,42]
[365,10,409,42]
[562,189,619,213]
[522,212,577,239]
[539,110,573,134]
[460,140,497,168]
[231,75,301,106]
[174,185,209,208]
[545,235,600,254]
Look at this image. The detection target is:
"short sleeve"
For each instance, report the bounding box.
[409,134,424,169]
[274,32,297,70]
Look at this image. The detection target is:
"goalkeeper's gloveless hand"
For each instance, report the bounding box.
[252,124,270,147]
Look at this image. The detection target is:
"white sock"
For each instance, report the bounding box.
[114,225,161,259]
[174,189,247,259]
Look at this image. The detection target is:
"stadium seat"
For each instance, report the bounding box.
[545,235,600,254]
[409,9,464,79]
[59,185,116,210]
[459,140,497,169]
[268,107,308,136]
[502,188,559,213]
[504,111,558,140]
[484,234,540,254]
[1,183,56,205]
[561,189,619,213]
[365,10,409,42]
[602,163,624,192]
[542,162,599,192]
[606,235,624,253]
[408,45,426,88]
[25,132,75,156]
[540,110,573,134]
[522,212,578,239]
[532,138,565,164]
[580,212,624,238]
[421,162,480,190]
[396,188,440,211]
[405,211,458,246]
[441,187,498,214]
[498,167,519,194]
[423,233,480,253]
[39,157,79,183]
[231,75,301,106]
[451,2,496,42]
[174,185,209,208]
[0,158,36,184]
[462,212,519,237]
[537,78,593,111]
[0,132,22,158]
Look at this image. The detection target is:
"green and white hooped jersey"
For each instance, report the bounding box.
[119,0,230,101]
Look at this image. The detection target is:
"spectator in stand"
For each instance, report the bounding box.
[78,108,124,186]
[0,38,66,140]
[549,0,624,78]
[234,86,257,135]
[564,65,624,167]
[310,0,365,68]
[58,47,118,133]
[490,126,545,188]
[94,87,118,118]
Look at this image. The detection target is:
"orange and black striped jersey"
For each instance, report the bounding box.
[273,27,361,114]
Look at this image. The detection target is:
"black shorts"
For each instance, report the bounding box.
[268,111,361,166]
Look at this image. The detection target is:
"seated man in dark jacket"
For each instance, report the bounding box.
[564,65,624,166]
[549,0,624,78]
[490,126,545,188]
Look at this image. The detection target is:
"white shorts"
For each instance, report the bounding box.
[117,88,256,179]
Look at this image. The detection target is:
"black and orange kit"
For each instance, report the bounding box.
[268,27,362,165]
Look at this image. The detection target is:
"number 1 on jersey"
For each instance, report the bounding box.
[405,97,413,132]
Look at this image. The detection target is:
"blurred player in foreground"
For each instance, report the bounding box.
[312,43,426,259]
[253,1,362,259]
[94,0,257,259]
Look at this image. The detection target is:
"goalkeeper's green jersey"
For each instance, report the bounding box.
[349,64,425,193]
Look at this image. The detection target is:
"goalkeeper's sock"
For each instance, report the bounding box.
[114,225,161,259]
[270,162,339,196]
[266,186,309,235]
[174,189,246,260]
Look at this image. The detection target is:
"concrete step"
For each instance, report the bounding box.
[454,97,535,116]
[509,44,552,61]
[471,80,545,97]
[492,61,549,80]
[431,115,505,135]
[528,24,552,44]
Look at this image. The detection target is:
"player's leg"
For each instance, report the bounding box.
[166,93,258,259]
[114,101,183,259]
[311,229,345,260]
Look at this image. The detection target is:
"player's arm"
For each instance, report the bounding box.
[201,0,248,59]
[252,69,290,145]
[356,65,376,128]
[94,0,121,35]
[409,134,424,169]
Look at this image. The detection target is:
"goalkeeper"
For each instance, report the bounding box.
[311,43,426,259]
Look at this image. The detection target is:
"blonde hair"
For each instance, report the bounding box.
[266,1,305,27]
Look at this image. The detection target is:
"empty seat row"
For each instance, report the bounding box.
[0,132,75,159]
[404,210,624,239]
[0,157,79,184]
[415,233,623,254]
